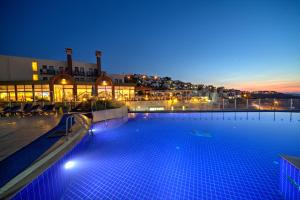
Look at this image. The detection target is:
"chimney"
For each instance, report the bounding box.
[65,48,73,75]
[95,50,102,76]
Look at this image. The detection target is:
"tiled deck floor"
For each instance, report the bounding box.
[0,115,61,161]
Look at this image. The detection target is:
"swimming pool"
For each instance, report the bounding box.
[13,112,300,199]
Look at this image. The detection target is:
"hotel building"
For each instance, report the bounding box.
[0,48,135,102]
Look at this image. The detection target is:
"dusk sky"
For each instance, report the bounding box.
[1,0,299,92]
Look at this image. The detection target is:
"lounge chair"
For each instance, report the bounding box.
[20,103,33,116]
[41,104,55,114]
[20,103,32,115]
[8,105,21,116]
[30,105,41,115]
[0,106,11,117]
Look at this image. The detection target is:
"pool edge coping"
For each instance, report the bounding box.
[129,109,300,113]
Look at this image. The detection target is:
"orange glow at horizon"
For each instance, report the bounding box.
[228,81,300,93]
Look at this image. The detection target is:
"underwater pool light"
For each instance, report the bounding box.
[64,161,75,169]
[89,128,95,134]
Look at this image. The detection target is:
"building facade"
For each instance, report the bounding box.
[0,48,135,102]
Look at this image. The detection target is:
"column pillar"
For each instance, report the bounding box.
[112,85,115,100]
[50,83,54,103]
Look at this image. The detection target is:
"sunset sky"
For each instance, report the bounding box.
[0,0,299,92]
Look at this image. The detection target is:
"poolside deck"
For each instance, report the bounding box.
[0,115,61,161]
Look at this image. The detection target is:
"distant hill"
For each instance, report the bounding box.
[284,92,300,96]
[251,93,300,99]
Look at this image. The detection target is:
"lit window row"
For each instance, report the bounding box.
[0,84,135,102]
[0,85,50,102]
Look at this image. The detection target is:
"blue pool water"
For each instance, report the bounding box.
[14,112,300,200]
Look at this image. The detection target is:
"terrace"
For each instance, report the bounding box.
[1,109,299,199]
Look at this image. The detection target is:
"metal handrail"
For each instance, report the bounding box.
[65,115,74,136]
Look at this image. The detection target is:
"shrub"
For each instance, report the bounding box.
[93,100,123,111]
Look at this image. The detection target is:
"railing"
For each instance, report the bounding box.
[125,98,300,112]
[1,98,299,113]
[65,115,74,136]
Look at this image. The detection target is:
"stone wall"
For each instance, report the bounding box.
[92,106,128,122]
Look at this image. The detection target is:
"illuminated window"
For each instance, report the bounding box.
[25,85,33,91]
[34,84,50,101]
[54,84,73,102]
[32,61,38,71]
[98,86,112,100]
[0,85,8,101]
[114,86,135,100]
[17,85,33,101]
[0,85,6,92]
[33,74,39,81]
[77,85,93,101]
[7,85,16,101]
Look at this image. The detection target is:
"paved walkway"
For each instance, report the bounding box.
[0,115,61,161]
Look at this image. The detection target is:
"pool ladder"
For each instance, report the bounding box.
[65,115,74,136]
